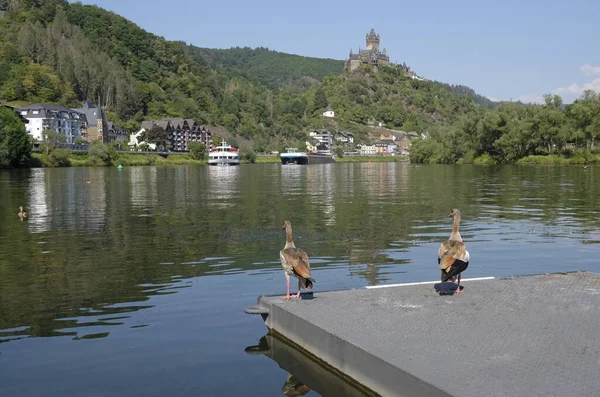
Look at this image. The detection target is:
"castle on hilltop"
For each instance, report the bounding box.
[344,28,390,72]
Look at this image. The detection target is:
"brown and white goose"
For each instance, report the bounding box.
[280,221,315,299]
[438,209,470,295]
[18,206,28,221]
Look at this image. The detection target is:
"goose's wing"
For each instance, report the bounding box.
[281,247,311,279]
[439,240,466,272]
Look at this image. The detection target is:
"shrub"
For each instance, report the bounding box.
[88,141,112,165]
[188,142,207,160]
[473,153,497,165]
[42,149,71,167]
[239,147,256,163]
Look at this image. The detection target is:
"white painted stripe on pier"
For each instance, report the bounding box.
[364,277,496,289]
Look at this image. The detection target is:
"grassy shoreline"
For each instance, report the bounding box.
[337,155,408,162]
[30,152,208,167]
[24,152,600,168]
[27,153,409,167]
[516,154,600,165]
[256,155,409,163]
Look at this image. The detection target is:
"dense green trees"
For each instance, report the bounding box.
[188,142,207,160]
[410,90,600,164]
[1,0,599,165]
[0,0,501,152]
[0,107,31,167]
[185,46,344,89]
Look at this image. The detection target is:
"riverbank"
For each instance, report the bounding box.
[418,150,600,165]
[337,155,408,162]
[22,152,600,168]
[255,155,409,164]
[27,153,409,168]
[516,153,600,164]
[30,153,207,167]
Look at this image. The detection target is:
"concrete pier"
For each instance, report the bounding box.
[245,271,600,397]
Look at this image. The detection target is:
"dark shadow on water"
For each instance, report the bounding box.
[245,333,374,397]
[73,332,110,340]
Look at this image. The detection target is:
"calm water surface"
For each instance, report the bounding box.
[1,163,599,396]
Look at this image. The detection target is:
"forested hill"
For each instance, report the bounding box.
[0,0,523,155]
[184,46,344,89]
[433,82,496,108]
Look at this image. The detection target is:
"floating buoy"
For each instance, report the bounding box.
[117,164,124,169]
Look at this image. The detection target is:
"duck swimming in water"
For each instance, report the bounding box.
[18,206,28,221]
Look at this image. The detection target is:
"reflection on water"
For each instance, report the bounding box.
[130,166,158,209]
[1,164,600,396]
[245,333,372,397]
[306,164,336,226]
[26,168,107,233]
[206,165,241,207]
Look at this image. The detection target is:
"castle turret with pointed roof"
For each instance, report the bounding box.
[345,27,390,72]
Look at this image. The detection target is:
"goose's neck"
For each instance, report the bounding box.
[284,227,296,249]
[450,216,462,241]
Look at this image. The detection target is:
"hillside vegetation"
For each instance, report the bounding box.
[409,92,600,164]
[2,0,597,164]
[185,46,344,89]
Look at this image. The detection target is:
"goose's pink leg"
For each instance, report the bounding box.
[455,274,462,294]
[283,277,292,299]
[295,279,301,298]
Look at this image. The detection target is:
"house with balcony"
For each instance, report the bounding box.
[375,140,399,155]
[357,142,376,155]
[130,118,212,151]
[335,131,354,144]
[379,131,415,154]
[160,118,212,151]
[308,130,332,146]
[106,122,128,143]
[308,130,334,153]
[19,103,86,144]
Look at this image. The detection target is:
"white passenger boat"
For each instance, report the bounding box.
[208,141,240,166]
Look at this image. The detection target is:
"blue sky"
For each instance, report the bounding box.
[75,0,600,104]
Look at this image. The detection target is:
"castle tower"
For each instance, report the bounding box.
[365,27,380,51]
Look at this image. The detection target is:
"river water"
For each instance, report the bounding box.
[0,163,599,396]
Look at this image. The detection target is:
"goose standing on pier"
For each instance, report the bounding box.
[280,221,315,299]
[438,209,470,295]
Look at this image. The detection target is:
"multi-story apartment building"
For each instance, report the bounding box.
[19,104,86,144]
[131,119,213,152]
